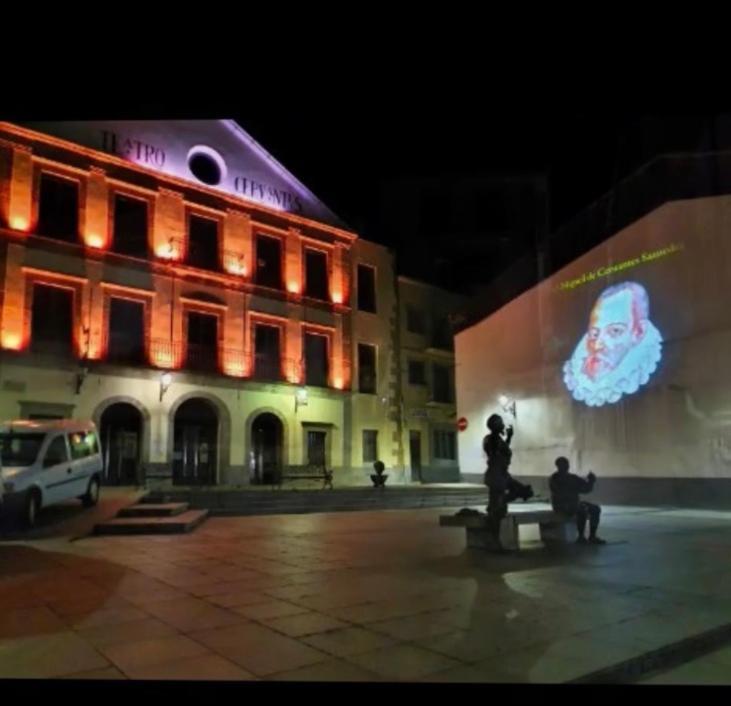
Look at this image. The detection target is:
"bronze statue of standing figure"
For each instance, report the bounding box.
[483,414,534,549]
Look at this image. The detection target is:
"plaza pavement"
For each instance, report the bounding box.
[2,502,731,683]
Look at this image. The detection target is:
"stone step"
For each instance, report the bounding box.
[145,487,484,497]
[147,490,486,501]
[209,495,485,507]
[140,494,175,504]
[209,497,490,517]
[94,510,209,536]
[117,503,190,518]
[137,489,489,517]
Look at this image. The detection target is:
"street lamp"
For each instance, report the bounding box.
[295,386,308,413]
[499,394,517,421]
[160,371,172,402]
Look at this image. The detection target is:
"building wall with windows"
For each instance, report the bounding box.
[397,276,467,482]
[0,121,466,487]
[346,240,403,484]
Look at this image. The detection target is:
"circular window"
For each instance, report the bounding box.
[187,145,227,186]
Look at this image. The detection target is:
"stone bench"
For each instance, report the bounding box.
[278,464,334,490]
[439,507,572,551]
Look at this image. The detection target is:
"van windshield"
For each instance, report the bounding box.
[0,433,45,467]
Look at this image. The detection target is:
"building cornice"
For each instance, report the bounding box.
[0,122,358,245]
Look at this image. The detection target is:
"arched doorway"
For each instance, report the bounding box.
[173,398,218,486]
[251,413,283,485]
[100,403,143,486]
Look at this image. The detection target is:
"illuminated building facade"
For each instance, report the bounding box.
[0,120,464,486]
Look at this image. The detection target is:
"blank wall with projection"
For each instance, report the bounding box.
[455,196,731,500]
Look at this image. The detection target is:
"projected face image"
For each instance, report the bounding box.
[563,282,663,406]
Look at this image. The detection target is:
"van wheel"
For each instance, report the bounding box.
[82,477,100,508]
[23,490,40,529]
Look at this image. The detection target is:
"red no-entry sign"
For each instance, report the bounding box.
[457,417,468,432]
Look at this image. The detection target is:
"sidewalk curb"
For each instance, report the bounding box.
[569,622,731,684]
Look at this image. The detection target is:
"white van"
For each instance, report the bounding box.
[0,420,103,527]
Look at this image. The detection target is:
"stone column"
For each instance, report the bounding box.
[0,243,26,350]
[150,274,177,368]
[223,290,246,377]
[83,167,109,249]
[285,304,303,383]
[152,188,185,260]
[8,144,33,233]
[82,261,104,360]
[222,209,252,277]
[285,227,303,296]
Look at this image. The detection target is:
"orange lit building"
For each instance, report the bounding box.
[0,120,463,486]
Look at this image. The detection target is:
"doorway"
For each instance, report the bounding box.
[173,398,218,485]
[251,413,283,484]
[100,402,143,485]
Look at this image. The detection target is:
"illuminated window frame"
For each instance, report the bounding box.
[250,311,287,382]
[108,187,153,260]
[357,263,377,314]
[302,324,334,388]
[302,245,331,301]
[357,341,378,394]
[185,205,224,273]
[181,297,227,374]
[22,268,87,358]
[32,163,85,246]
[253,230,285,291]
[100,283,154,364]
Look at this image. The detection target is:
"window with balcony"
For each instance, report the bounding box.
[112,194,148,257]
[255,235,283,289]
[254,324,281,381]
[305,249,329,300]
[432,363,453,403]
[408,360,426,385]
[358,343,376,394]
[107,298,145,365]
[188,214,220,271]
[31,284,74,357]
[304,332,329,387]
[186,311,218,372]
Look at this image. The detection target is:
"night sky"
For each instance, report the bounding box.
[5,98,720,290]
[240,111,716,292]
[240,112,713,238]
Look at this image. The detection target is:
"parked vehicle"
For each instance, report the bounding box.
[0,420,103,527]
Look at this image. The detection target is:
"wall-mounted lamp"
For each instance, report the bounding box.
[224,252,247,276]
[10,216,28,232]
[75,365,89,395]
[156,238,178,260]
[85,233,104,249]
[498,394,517,420]
[160,371,172,402]
[233,254,246,276]
[295,386,309,413]
[2,333,22,350]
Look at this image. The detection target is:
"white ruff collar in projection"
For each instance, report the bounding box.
[563,319,663,407]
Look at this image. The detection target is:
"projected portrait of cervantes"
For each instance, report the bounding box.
[563,282,663,407]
